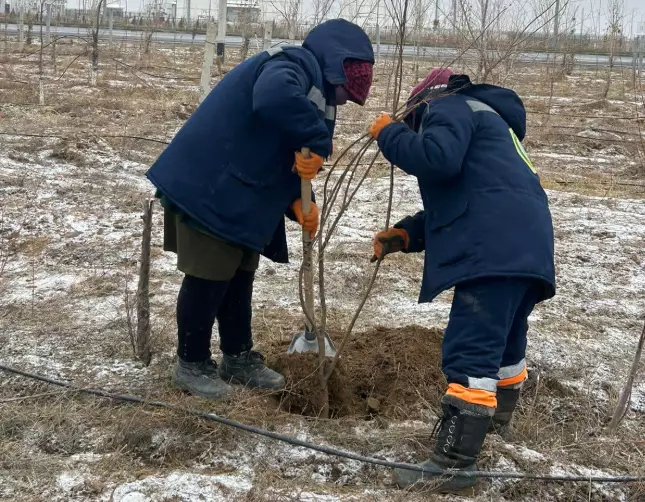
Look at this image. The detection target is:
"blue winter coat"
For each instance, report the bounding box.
[146,19,374,263]
[378,75,556,303]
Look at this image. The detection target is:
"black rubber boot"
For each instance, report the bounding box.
[172,358,233,400]
[489,386,522,440]
[219,350,285,390]
[394,402,491,493]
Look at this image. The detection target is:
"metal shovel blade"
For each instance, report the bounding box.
[287,330,337,358]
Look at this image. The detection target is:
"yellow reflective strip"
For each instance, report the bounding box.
[513,134,533,169]
[510,128,536,173]
[510,130,530,165]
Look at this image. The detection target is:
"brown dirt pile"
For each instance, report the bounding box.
[269,325,446,420]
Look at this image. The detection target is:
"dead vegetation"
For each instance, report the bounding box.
[0,30,644,502]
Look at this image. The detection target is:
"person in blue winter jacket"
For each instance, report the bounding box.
[369,69,556,493]
[146,19,374,400]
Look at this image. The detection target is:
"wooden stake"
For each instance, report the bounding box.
[135,199,154,366]
[607,319,645,430]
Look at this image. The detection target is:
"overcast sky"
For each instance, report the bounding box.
[65,0,644,36]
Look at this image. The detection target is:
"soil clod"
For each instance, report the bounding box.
[270,325,446,420]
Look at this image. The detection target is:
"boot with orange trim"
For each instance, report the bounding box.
[394,388,493,493]
[490,386,521,440]
[489,361,528,440]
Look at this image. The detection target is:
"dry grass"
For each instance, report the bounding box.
[1,33,644,501]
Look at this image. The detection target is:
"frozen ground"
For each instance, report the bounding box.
[1,43,644,501]
[1,138,644,501]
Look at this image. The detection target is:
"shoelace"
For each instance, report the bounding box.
[234,350,265,366]
[430,414,447,440]
[245,350,265,363]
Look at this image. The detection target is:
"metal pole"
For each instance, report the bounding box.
[108,8,113,46]
[45,3,51,45]
[4,1,9,52]
[18,7,24,51]
[452,0,457,34]
[262,20,271,51]
[375,0,380,63]
[186,0,191,23]
[634,36,638,84]
[552,0,560,50]
[216,0,226,60]
[200,22,216,102]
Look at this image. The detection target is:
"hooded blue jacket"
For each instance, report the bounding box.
[146,20,374,263]
[378,75,556,303]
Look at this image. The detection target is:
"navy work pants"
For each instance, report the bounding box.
[442,277,543,393]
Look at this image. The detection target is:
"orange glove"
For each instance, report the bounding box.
[294,151,324,180]
[369,113,394,138]
[291,199,319,238]
[371,227,409,262]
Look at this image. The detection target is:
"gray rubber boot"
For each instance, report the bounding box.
[219,350,285,390]
[172,358,233,400]
[489,386,522,440]
[394,402,491,493]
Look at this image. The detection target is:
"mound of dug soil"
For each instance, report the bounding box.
[269,325,446,420]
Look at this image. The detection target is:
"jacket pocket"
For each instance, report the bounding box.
[229,169,272,189]
[425,198,474,269]
[426,197,468,230]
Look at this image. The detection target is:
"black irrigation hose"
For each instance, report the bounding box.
[0,131,170,145]
[1,363,643,484]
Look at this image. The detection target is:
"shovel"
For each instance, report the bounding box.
[287,147,337,357]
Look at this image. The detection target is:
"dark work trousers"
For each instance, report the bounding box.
[176,270,255,362]
[442,277,543,388]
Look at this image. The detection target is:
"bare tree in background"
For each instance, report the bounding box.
[448,0,562,83]
[270,0,302,39]
[311,0,335,25]
[38,0,46,105]
[238,6,258,61]
[559,3,578,74]
[530,0,555,44]
[602,0,624,99]
[337,0,376,26]
[90,0,106,86]
[384,0,410,113]
[410,0,433,79]
[142,0,165,55]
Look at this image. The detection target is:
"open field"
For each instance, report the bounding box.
[1,34,645,501]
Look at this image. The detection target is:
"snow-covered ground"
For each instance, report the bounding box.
[1,48,644,500]
[1,138,643,501]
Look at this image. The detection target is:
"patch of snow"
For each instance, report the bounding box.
[109,472,253,502]
[549,463,628,501]
[504,444,546,462]
[56,471,87,492]
[631,383,645,412]
[68,453,105,463]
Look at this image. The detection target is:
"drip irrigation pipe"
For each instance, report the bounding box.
[1,363,643,484]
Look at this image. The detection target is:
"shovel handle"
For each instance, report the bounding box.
[300,147,315,333]
[300,147,313,240]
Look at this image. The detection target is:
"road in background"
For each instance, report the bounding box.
[3,23,635,67]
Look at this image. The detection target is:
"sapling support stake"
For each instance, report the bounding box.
[607,318,645,430]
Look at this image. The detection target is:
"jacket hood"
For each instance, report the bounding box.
[449,75,527,140]
[303,19,375,86]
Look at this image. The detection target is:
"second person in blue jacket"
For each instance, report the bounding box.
[369,71,555,493]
